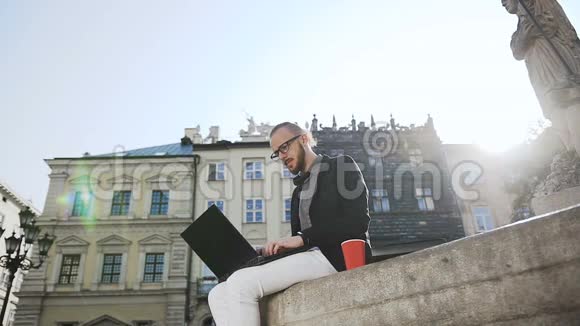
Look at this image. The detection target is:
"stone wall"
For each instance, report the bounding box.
[532,185,580,216]
[261,204,580,325]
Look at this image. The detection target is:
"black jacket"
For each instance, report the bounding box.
[291,154,372,272]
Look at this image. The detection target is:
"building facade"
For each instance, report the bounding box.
[311,114,464,257]
[13,122,294,326]
[442,144,517,236]
[13,116,517,325]
[190,128,296,322]
[14,141,197,326]
[0,182,37,326]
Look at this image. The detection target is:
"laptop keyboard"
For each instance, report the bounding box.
[217,246,310,282]
[244,255,264,266]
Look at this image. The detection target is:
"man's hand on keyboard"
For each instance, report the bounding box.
[263,236,304,256]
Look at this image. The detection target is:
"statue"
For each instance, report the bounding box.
[247,116,257,134]
[311,114,318,132]
[390,114,400,131]
[502,0,580,155]
[239,119,273,141]
[503,0,580,215]
[426,114,434,130]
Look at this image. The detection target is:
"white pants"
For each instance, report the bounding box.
[208,250,337,326]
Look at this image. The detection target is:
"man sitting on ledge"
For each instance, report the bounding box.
[208,121,372,326]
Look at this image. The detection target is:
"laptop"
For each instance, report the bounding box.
[180,205,310,282]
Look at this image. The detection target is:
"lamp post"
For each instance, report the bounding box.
[0,207,54,325]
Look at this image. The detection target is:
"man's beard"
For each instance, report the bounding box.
[288,145,306,175]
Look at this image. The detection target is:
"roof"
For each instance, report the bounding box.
[88,142,193,158]
[193,140,270,150]
[52,139,270,161]
[0,180,41,214]
[369,213,464,248]
[87,141,270,157]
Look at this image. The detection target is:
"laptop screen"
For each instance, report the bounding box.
[180,205,259,279]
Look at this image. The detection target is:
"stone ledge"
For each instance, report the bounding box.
[261,204,580,325]
[532,185,580,216]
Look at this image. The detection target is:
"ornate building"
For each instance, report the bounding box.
[14,114,525,325]
[310,114,465,257]
[13,121,294,326]
[13,139,198,326]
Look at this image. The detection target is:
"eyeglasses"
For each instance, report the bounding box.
[270,134,303,160]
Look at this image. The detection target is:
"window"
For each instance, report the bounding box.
[207,200,224,213]
[111,191,131,215]
[244,199,264,223]
[409,149,423,167]
[472,206,494,232]
[371,189,390,213]
[57,323,79,326]
[150,190,169,215]
[208,162,225,181]
[58,254,80,284]
[133,321,153,326]
[12,273,22,293]
[282,165,295,178]
[244,161,263,180]
[283,198,291,222]
[143,253,164,283]
[416,188,434,211]
[101,254,122,283]
[7,310,15,326]
[71,191,92,217]
[2,270,9,288]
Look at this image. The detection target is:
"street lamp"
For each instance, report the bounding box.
[0,207,54,325]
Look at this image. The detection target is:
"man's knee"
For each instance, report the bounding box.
[227,268,262,300]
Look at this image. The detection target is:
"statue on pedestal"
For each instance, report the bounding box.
[239,117,273,142]
[247,116,257,135]
[503,0,580,209]
[502,0,580,155]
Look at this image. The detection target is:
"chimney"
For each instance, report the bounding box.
[184,126,203,144]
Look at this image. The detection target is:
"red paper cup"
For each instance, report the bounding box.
[341,239,366,270]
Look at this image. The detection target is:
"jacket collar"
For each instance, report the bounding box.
[292,154,330,186]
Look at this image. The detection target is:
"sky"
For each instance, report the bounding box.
[0,0,579,209]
